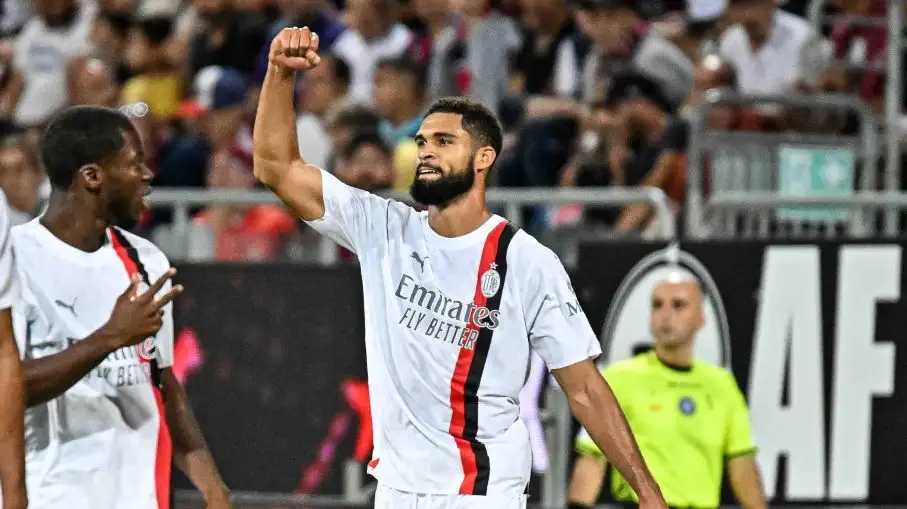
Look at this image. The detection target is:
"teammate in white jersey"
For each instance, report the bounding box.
[253,27,668,509]
[11,106,231,509]
[0,189,27,509]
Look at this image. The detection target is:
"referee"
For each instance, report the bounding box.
[567,273,767,509]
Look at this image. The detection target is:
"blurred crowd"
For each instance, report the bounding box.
[0,0,901,260]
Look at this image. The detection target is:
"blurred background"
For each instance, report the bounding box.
[3,0,907,507]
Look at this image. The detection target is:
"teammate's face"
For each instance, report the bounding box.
[98,132,153,229]
[649,280,705,348]
[411,112,478,208]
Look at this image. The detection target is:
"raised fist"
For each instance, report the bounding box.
[268,26,321,72]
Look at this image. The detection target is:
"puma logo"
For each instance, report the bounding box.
[54,298,78,317]
[410,252,427,272]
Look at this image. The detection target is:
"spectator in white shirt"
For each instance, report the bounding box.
[719,0,831,95]
[12,0,97,127]
[345,0,414,63]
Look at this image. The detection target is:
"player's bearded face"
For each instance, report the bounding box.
[109,190,140,230]
[410,157,476,208]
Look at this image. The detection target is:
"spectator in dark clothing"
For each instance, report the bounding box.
[511,0,578,96]
[189,0,269,77]
[153,66,251,224]
[615,56,738,232]
[570,70,677,226]
[90,8,135,84]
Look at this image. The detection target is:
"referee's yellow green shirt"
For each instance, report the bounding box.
[574,351,756,508]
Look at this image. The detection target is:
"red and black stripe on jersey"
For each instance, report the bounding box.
[449,221,519,496]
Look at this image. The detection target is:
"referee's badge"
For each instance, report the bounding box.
[480,263,501,298]
[679,396,696,416]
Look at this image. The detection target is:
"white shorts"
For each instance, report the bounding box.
[374,484,528,509]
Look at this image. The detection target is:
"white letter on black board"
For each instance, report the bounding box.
[829,246,899,499]
[749,246,826,500]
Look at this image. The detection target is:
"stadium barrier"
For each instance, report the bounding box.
[806,0,905,222]
[147,187,677,263]
[171,239,907,507]
[685,92,881,238]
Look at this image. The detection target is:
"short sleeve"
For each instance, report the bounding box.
[155,277,174,368]
[525,248,601,370]
[304,169,390,254]
[724,375,757,458]
[0,193,20,310]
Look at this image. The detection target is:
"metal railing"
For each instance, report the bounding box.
[699,191,907,238]
[686,91,880,238]
[147,187,678,262]
[806,0,904,216]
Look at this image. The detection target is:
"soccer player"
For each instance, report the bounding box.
[0,189,27,509]
[10,106,231,509]
[253,27,668,509]
[567,274,767,509]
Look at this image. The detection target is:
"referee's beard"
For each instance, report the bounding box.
[410,162,475,209]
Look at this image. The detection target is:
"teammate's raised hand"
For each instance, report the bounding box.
[268,26,321,72]
[102,269,184,349]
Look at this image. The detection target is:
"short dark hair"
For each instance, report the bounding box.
[376,56,427,97]
[328,105,381,132]
[425,97,503,159]
[343,130,391,160]
[137,16,173,46]
[40,106,138,189]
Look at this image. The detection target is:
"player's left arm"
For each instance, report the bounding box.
[724,375,767,509]
[161,368,231,508]
[525,249,666,508]
[552,360,663,507]
[153,265,231,508]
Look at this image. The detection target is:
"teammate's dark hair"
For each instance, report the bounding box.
[40,105,138,189]
[425,97,503,160]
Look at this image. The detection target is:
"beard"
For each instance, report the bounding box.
[109,194,140,231]
[410,162,476,208]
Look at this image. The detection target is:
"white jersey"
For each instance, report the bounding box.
[306,171,601,496]
[10,220,174,509]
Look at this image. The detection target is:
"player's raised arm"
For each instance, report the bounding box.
[252,26,327,221]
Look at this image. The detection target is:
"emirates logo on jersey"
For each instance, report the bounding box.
[137,337,156,361]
